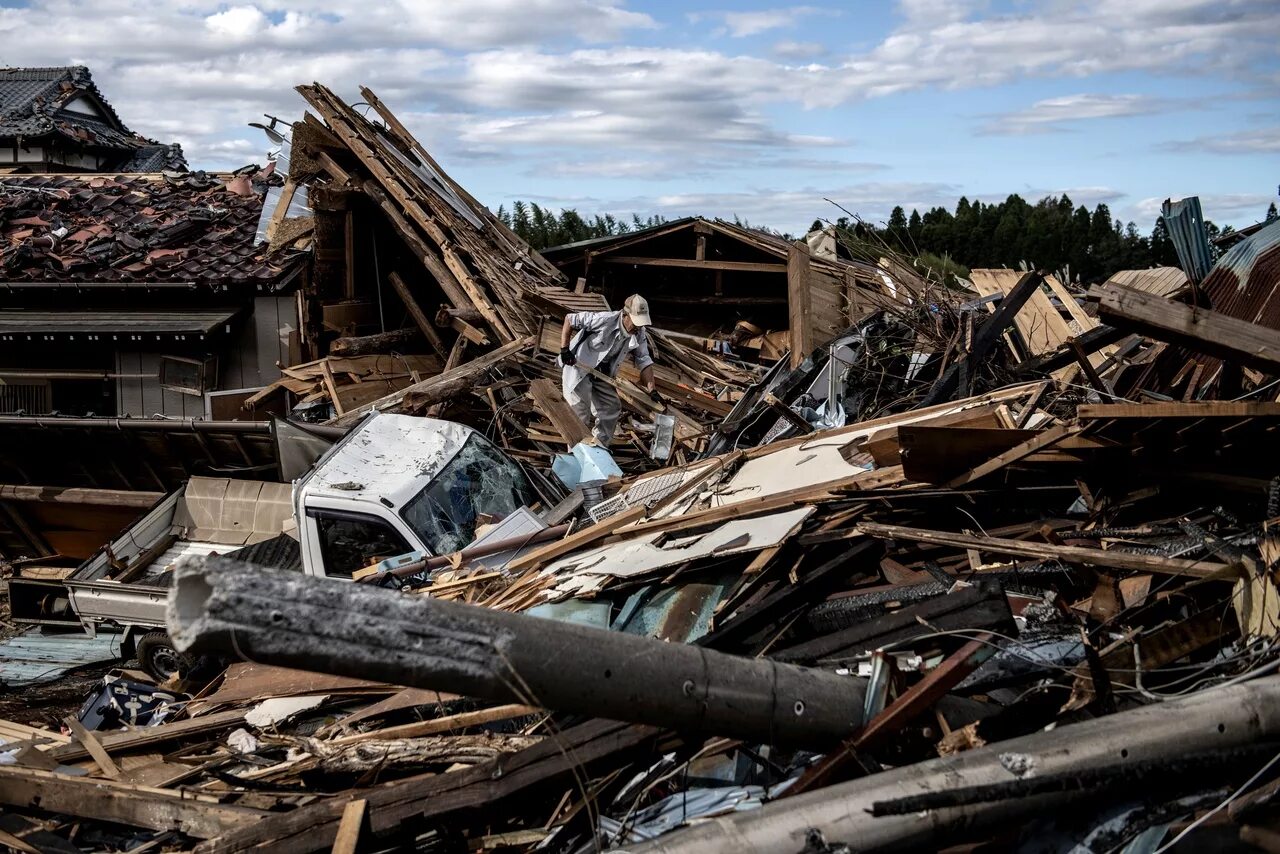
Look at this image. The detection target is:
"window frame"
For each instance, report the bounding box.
[306,507,414,579]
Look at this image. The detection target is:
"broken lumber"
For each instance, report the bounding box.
[329,335,534,428]
[1096,283,1280,372]
[329,327,422,357]
[921,271,1044,407]
[856,521,1237,578]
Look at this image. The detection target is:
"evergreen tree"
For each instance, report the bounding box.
[1267,202,1279,222]
[885,206,908,249]
[1150,216,1179,266]
[907,209,922,247]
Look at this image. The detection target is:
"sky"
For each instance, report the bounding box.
[2,0,1277,235]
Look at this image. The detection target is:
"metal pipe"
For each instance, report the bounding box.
[621,675,1280,853]
[364,523,573,583]
[168,557,866,749]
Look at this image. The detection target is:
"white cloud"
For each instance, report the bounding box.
[707,6,824,38]
[1163,126,1280,154]
[204,6,270,40]
[980,93,1188,135]
[772,39,826,59]
[1132,193,1277,223]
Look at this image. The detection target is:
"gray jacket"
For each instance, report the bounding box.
[561,310,654,388]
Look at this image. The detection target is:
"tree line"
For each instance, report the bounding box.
[499,195,1279,284]
[495,201,667,249]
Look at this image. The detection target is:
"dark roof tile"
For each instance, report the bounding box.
[0,171,308,287]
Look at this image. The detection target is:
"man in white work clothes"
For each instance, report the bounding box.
[559,294,661,445]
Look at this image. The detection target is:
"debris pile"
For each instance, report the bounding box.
[3,81,1280,854]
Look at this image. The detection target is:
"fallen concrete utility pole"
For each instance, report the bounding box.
[620,675,1280,854]
[168,556,866,749]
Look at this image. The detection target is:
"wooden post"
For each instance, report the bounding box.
[788,240,813,370]
[342,210,356,300]
[387,272,448,358]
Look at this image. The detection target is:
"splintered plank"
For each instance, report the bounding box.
[1096,282,1280,372]
[503,505,646,573]
[944,424,1080,487]
[0,766,267,839]
[856,522,1238,579]
[528,378,590,446]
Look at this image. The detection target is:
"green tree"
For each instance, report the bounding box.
[885,206,908,249]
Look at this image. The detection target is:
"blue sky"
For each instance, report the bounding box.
[2,0,1277,234]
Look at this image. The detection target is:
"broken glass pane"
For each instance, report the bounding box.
[400,433,538,555]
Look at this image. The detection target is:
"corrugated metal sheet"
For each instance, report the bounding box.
[0,627,119,687]
[1202,218,1280,334]
[1162,197,1215,285]
[1128,219,1280,398]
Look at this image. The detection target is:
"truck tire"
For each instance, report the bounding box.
[136,631,193,682]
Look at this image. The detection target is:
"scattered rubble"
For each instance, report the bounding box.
[2,81,1280,854]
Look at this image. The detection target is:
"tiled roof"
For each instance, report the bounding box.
[0,66,186,168]
[0,171,309,288]
[119,143,188,173]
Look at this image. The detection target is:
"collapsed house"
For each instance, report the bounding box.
[0,67,185,174]
[3,79,1280,854]
[542,217,894,366]
[0,169,312,418]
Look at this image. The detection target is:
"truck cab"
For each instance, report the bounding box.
[294,414,543,579]
[7,414,548,680]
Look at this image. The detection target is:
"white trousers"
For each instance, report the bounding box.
[563,372,621,445]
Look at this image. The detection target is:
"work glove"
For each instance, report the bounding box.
[560,347,576,366]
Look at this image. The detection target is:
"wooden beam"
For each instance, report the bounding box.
[1071,339,1115,402]
[329,327,422,358]
[359,182,475,323]
[504,505,646,573]
[1096,283,1280,372]
[856,521,1237,578]
[387,271,449,357]
[921,271,1044,407]
[329,336,535,428]
[1078,401,1280,419]
[331,704,539,747]
[48,709,248,763]
[266,178,297,245]
[601,256,786,273]
[0,485,162,508]
[788,240,813,370]
[1014,324,1127,377]
[320,359,345,417]
[528,378,590,446]
[788,635,994,795]
[945,424,1080,487]
[65,716,119,779]
[331,799,366,854]
[0,766,266,840]
[342,210,356,301]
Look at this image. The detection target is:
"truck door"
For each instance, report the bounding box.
[304,508,414,579]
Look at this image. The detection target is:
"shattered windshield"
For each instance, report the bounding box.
[400,432,538,555]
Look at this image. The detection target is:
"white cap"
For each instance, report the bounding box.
[623,294,652,327]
